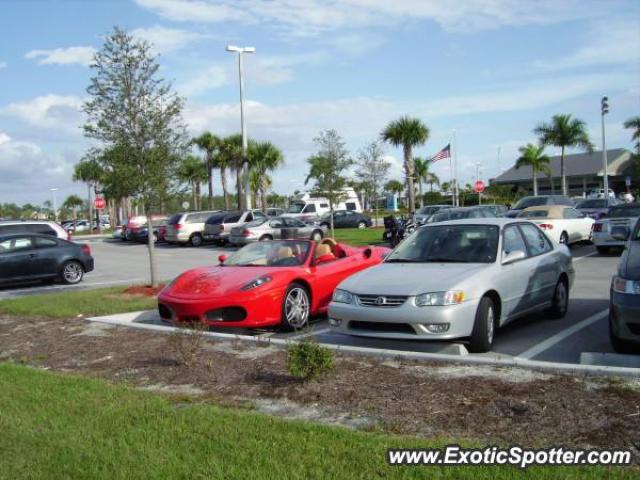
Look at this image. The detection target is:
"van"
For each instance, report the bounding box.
[282,189,362,222]
[164,211,221,246]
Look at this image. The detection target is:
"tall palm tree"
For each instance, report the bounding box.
[62,194,84,220]
[73,158,104,226]
[381,116,429,214]
[534,114,594,196]
[192,132,220,210]
[623,116,640,157]
[219,134,244,209]
[413,157,428,207]
[515,143,551,196]
[177,155,208,210]
[248,141,284,211]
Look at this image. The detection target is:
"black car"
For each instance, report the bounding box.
[477,204,509,217]
[0,234,94,286]
[505,195,573,218]
[319,210,372,229]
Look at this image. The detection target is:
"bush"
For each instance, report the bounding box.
[166,321,208,367]
[286,340,335,381]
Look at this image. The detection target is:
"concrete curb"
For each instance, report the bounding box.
[88,311,640,378]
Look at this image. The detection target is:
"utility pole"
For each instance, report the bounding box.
[601,96,609,198]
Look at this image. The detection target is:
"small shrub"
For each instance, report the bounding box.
[166,321,208,367]
[286,340,335,381]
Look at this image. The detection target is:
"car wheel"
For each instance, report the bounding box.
[311,230,323,242]
[609,312,635,354]
[468,296,496,353]
[124,231,132,241]
[559,231,569,245]
[596,246,609,254]
[259,235,273,242]
[60,260,84,285]
[320,223,329,229]
[281,283,310,331]
[190,234,203,247]
[357,221,367,229]
[547,278,569,319]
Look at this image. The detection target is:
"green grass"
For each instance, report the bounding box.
[0,286,156,318]
[332,227,385,246]
[0,363,632,479]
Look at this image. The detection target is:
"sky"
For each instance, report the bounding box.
[0,0,639,206]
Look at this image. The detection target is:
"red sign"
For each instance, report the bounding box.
[94,197,106,209]
[474,180,485,193]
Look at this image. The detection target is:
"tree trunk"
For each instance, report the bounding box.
[404,145,416,214]
[207,155,214,209]
[329,200,335,238]
[192,181,197,211]
[260,176,268,212]
[419,181,424,207]
[220,166,230,210]
[87,183,93,229]
[144,201,158,288]
[561,146,566,196]
[236,162,243,210]
[533,167,538,196]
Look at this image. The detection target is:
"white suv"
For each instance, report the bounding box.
[164,211,221,247]
[0,220,69,240]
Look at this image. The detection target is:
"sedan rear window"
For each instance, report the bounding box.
[576,199,607,209]
[609,206,640,218]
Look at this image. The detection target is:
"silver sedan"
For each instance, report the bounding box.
[229,216,326,245]
[328,218,574,352]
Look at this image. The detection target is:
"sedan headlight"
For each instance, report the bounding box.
[612,276,640,295]
[415,290,465,306]
[332,289,353,304]
[241,276,272,291]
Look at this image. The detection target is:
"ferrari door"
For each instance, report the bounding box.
[310,254,366,311]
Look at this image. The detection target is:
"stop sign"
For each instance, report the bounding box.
[94,197,106,210]
[474,180,485,193]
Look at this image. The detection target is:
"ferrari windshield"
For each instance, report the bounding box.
[224,240,311,267]
[386,225,499,263]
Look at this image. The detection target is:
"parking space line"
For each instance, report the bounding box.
[516,308,609,360]
[288,327,332,340]
[573,252,597,262]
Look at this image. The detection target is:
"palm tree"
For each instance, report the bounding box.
[413,157,428,207]
[177,155,208,210]
[534,114,594,196]
[623,116,640,157]
[219,134,244,209]
[192,132,220,210]
[384,179,405,202]
[381,116,429,214]
[248,141,284,211]
[62,194,84,220]
[73,158,104,226]
[515,143,551,196]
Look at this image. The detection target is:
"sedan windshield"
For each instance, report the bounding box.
[386,225,499,263]
[224,240,311,267]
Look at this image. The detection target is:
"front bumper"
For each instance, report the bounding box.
[610,290,640,344]
[328,298,479,340]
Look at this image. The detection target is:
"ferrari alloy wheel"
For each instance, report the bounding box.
[282,284,310,330]
[61,261,84,285]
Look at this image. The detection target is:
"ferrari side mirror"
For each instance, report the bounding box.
[218,254,227,263]
[363,247,372,259]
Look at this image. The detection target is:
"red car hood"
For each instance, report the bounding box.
[162,265,297,299]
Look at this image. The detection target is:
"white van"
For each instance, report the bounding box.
[282,189,362,222]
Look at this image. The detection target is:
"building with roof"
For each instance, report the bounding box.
[491,148,637,196]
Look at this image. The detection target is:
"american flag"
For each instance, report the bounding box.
[430,144,451,162]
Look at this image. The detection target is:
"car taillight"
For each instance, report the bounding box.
[242,229,250,237]
[220,224,225,231]
[593,223,603,232]
[81,244,91,256]
[538,223,553,230]
[175,224,183,230]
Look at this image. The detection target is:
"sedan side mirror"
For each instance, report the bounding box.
[611,226,630,241]
[218,254,227,263]
[502,250,526,265]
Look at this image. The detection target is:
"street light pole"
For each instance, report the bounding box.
[227,44,255,210]
[601,96,609,198]
[50,188,58,222]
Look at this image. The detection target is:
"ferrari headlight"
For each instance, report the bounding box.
[612,276,640,295]
[415,290,465,307]
[332,289,353,304]
[241,276,272,291]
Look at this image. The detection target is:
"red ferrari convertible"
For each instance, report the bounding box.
[158,238,390,330]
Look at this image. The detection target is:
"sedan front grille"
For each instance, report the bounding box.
[357,294,408,307]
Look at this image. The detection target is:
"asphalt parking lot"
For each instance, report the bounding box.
[1,237,634,369]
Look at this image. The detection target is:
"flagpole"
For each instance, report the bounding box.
[452,129,458,207]
[449,147,454,206]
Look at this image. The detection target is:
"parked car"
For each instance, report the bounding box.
[328,218,573,353]
[608,218,640,353]
[123,214,166,241]
[112,225,124,239]
[131,219,167,243]
[228,216,326,245]
[204,210,267,245]
[415,205,452,225]
[283,189,363,223]
[0,220,69,240]
[505,195,574,218]
[575,198,620,220]
[477,204,509,217]
[319,210,372,229]
[158,239,390,330]
[266,208,285,217]
[517,206,594,245]
[64,220,91,233]
[588,188,616,199]
[164,210,220,247]
[592,203,640,254]
[0,233,94,286]
[427,207,495,223]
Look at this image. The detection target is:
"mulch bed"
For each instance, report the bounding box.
[1,314,638,453]
[121,285,165,296]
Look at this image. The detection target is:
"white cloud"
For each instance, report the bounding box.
[2,94,84,134]
[0,61,6,70]
[178,65,229,96]
[135,0,605,35]
[131,25,212,54]
[25,46,96,66]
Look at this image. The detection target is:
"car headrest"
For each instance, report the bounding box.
[314,243,332,259]
[277,247,294,259]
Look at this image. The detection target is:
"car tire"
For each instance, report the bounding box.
[259,234,273,241]
[190,234,203,247]
[468,296,496,353]
[311,230,323,242]
[559,231,569,245]
[609,313,635,354]
[357,221,367,229]
[596,246,609,254]
[280,283,310,331]
[547,277,569,319]
[60,260,84,285]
